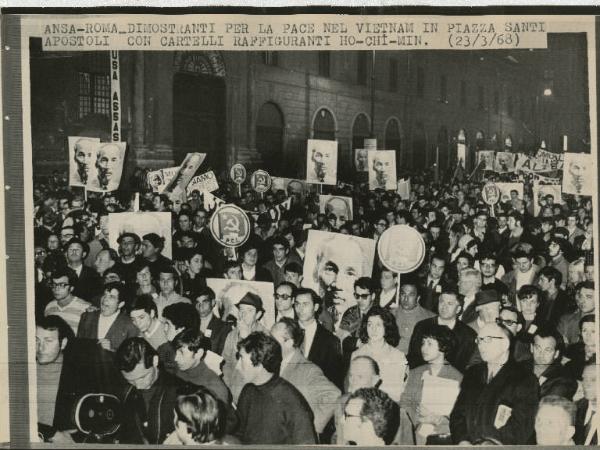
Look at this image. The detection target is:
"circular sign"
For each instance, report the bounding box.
[377,225,426,274]
[230,164,247,185]
[209,204,251,248]
[251,170,272,193]
[482,182,500,205]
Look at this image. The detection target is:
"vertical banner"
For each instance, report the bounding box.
[110,50,121,142]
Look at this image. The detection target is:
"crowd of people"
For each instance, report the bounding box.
[32,163,598,445]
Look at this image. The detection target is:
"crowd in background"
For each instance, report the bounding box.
[32,163,597,445]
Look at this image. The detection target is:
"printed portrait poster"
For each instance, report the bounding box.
[68,136,100,187]
[107,211,173,259]
[397,178,411,200]
[303,230,376,313]
[354,148,368,172]
[85,141,127,192]
[205,279,275,330]
[477,150,496,171]
[533,182,563,216]
[496,182,524,203]
[368,150,397,191]
[306,139,338,185]
[319,195,353,228]
[563,152,594,196]
[493,151,516,173]
[186,170,219,196]
[163,152,207,200]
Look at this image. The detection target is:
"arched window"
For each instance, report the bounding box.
[352,113,371,151]
[256,102,284,173]
[313,108,336,140]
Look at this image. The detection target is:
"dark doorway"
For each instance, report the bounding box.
[256,102,284,173]
[173,72,225,170]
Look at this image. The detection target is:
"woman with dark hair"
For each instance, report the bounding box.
[351,306,407,402]
[400,324,463,444]
[564,314,596,380]
[164,387,239,445]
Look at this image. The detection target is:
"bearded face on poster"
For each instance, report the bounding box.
[355,149,368,172]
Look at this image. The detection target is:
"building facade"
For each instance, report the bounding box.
[30,33,590,182]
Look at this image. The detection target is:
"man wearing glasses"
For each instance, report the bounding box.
[449,322,539,444]
[274,281,296,321]
[44,267,92,334]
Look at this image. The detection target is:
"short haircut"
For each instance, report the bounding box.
[430,253,447,265]
[159,265,179,277]
[354,276,376,293]
[117,232,141,246]
[539,266,562,288]
[500,305,526,329]
[163,303,200,332]
[579,313,595,331]
[517,284,542,300]
[193,286,216,302]
[275,281,296,297]
[127,294,158,316]
[533,325,565,355]
[478,251,498,263]
[115,337,157,372]
[271,236,290,250]
[439,286,465,308]
[134,260,151,275]
[237,332,282,375]
[359,306,400,347]
[36,315,74,343]
[421,324,457,356]
[456,251,475,267]
[512,249,534,261]
[51,266,77,287]
[575,280,594,293]
[283,261,302,275]
[346,388,400,445]
[174,387,226,444]
[173,328,212,354]
[295,287,322,308]
[508,211,524,226]
[537,395,576,426]
[350,355,380,376]
[103,281,129,304]
[275,317,304,348]
[184,247,204,262]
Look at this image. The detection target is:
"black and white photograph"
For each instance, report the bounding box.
[2,10,597,448]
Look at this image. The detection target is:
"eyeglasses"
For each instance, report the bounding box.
[52,282,69,289]
[274,293,292,300]
[475,336,506,344]
[496,318,518,327]
[344,412,361,419]
[354,293,371,300]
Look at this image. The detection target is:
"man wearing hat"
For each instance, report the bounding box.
[64,237,102,303]
[547,237,569,290]
[222,291,269,402]
[467,289,501,335]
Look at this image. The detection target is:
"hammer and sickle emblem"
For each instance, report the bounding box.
[223,213,241,233]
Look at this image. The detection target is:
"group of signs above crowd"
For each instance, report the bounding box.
[68,136,592,198]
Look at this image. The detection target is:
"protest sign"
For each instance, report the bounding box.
[203,191,227,213]
[563,153,594,196]
[368,150,397,191]
[306,139,338,185]
[482,182,501,205]
[533,182,563,216]
[162,152,206,200]
[354,149,368,172]
[68,136,100,188]
[319,195,353,228]
[230,163,247,184]
[86,142,127,192]
[496,182,524,202]
[377,225,426,273]
[209,204,251,248]
[397,178,411,200]
[107,211,172,259]
[477,150,496,171]
[250,169,272,193]
[186,170,219,196]
[494,152,516,173]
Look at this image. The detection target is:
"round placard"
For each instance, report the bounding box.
[377,225,426,274]
[482,182,501,205]
[209,204,251,248]
[251,169,272,193]
[230,164,247,185]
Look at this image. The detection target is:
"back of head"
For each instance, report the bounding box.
[347,387,399,445]
[175,387,226,443]
[115,337,157,372]
[237,331,282,375]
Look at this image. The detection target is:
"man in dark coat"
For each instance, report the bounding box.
[574,363,598,445]
[194,286,230,356]
[294,288,343,389]
[450,322,540,445]
[115,337,195,444]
